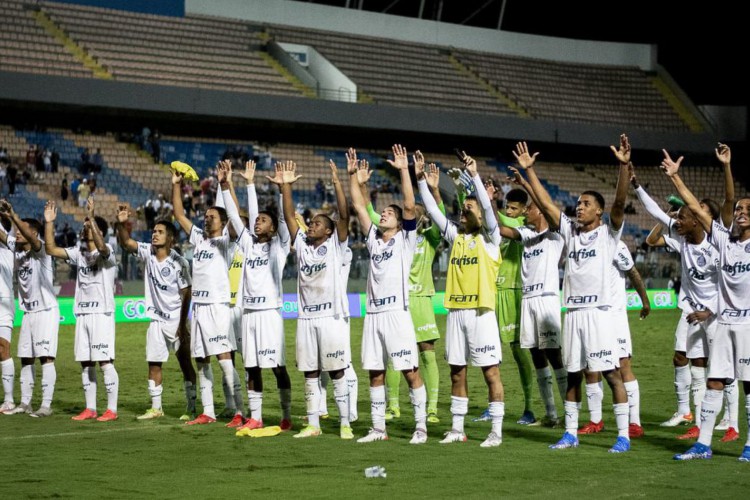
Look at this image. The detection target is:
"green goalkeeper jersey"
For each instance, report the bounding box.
[496,211,525,290]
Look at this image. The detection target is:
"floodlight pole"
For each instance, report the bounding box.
[497,0,507,29]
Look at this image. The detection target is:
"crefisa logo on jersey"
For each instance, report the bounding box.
[317,246,327,256]
[160,266,171,277]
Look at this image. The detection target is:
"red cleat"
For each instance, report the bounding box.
[721,427,739,442]
[237,418,263,431]
[96,409,118,422]
[578,420,604,434]
[71,408,98,421]
[677,425,700,440]
[185,414,217,426]
[629,423,644,438]
[279,418,292,431]
[225,414,245,428]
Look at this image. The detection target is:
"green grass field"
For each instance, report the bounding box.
[2,309,748,498]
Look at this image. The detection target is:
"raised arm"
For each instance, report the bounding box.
[627,266,650,319]
[608,134,631,231]
[645,223,666,248]
[86,197,109,258]
[171,170,193,235]
[630,163,671,226]
[1,200,41,252]
[349,151,374,235]
[513,142,560,230]
[219,161,245,239]
[716,143,734,227]
[661,150,713,233]
[329,159,349,243]
[465,155,499,236]
[267,161,300,244]
[115,204,138,253]
[216,159,240,213]
[43,201,68,259]
[239,160,259,233]
[386,144,415,220]
[416,159,449,234]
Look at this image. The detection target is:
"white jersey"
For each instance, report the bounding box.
[136,242,191,322]
[65,244,117,314]
[341,246,353,319]
[558,213,622,309]
[235,231,289,311]
[0,228,14,300]
[664,222,719,314]
[365,224,416,313]
[294,229,348,319]
[517,226,564,298]
[708,220,750,324]
[15,241,57,312]
[189,225,232,304]
[609,241,634,310]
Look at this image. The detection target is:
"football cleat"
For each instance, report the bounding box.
[71,408,98,421]
[409,428,428,445]
[628,423,644,438]
[185,414,216,426]
[674,443,712,461]
[714,418,730,431]
[677,426,700,440]
[720,427,739,442]
[29,406,53,418]
[5,403,31,415]
[237,418,263,432]
[340,425,354,440]
[427,410,440,424]
[136,408,164,420]
[294,425,322,439]
[279,418,292,431]
[439,429,468,444]
[549,432,579,450]
[480,432,502,448]
[384,406,400,421]
[517,410,538,426]
[96,409,118,422]
[472,408,491,422]
[608,436,631,453]
[660,412,693,427]
[0,401,17,414]
[225,414,245,428]
[357,428,388,443]
[738,446,750,462]
[578,420,604,434]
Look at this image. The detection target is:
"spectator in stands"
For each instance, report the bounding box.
[89,173,97,193]
[92,149,104,173]
[42,148,52,173]
[25,145,36,171]
[0,148,9,165]
[143,200,157,229]
[150,130,161,162]
[77,179,91,208]
[80,148,92,175]
[70,177,81,205]
[60,176,69,203]
[51,149,59,173]
[0,163,5,196]
[140,126,151,151]
[315,178,325,204]
[325,179,334,203]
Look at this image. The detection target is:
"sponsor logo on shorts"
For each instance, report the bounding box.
[448,294,478,303]
[245,256,269,269]
[566,295,597,305]
[258,349,276,356]
[618,338,627,345]
[722,308,750,318]
[474,344,496,354]
[372,249,393,264]
[91,343,109,350]
[523,283,543,294]
[391,349,411,358]
[738,358,750,365]
[34,339,50,347]
[302,302,331,313]
[539,330,557,338]
[450,255,478,266]
[370,296,396,307]
[79,301,100,308]
[501,324,517,332]
[192,290,209,298]
[417,324,436,332]
[208,334,229,343]
[326,350,345,359]
[147,306,170,320]
[589,349,611,359]
[568,249,597,261]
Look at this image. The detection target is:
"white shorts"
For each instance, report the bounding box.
[0,297,14,342]
[610,307,632,359]
[18,308,60,358]
[229,305,242,353]
[674,311,711,359]
[445,308,502,367]
[361,309,419,371]
[191,303,232,359]
[296,315,350,372]
[563,308,619,373]
[707,322,750,382]
[74,312,115,362]
[242,309,286,369]
[146,320,181,363]
[520,295,561,350]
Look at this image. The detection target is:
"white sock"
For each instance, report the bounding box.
[745,394,750,447]
[247,390,263,421]
[184,381,197,413]
[536,367,556,418]
[279,388,292,420]
[218,359,237,413]
[450,395,469,433]
[489,401,505,436]
[410,384,427,429]
[148,380,163,410]
[697,389,723,447]
[690,366,706,420]
[319,371,330,415]
[585,381,603,424]
[564,400,580,436]
[20,364,35,406]
[345,365,358,421]
[613,402,629,438]
[675,364,691,415]
[332,376,350,426]
[369,385,386,431]
[41,363,56,409]
[624,380,640,426]
[1,358,14,403]
[305,377,321,428]
[554,367,568,403]
[102,364,119,413]
[231,366,243,413]
[198,362,215,418]
[724,379,739,429]
[82,366,97,411]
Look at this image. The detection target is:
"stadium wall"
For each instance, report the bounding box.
[49,0,185,17]
[186,0,654,70]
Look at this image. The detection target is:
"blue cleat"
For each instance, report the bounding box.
[549,432,579,450]
[608,436,631,453]
[517,410,538,425]
[472,408,491,422]
[674,443,712,461]
[739,446,750,462]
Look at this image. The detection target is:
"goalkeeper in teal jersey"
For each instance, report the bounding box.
[366,152,442,423]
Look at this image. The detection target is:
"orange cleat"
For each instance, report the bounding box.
[578,420,604,434]
[721,427,739,442]
[185,414,217,425]
[96,409,118,422]
[677,425,700,440]
[225,414,245,428]
[71,408,98,421]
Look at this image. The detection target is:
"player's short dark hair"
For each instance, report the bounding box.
[505,189,528,205]
[581,190,606,210]
[257,210,278,232]
[1,217,12,232]
[94,216,108,235]
[387,204,403,223]
[22,218,43,235]
[700,198,721,221]
[314,214,335,232]
[153,219,177,241]
[464,195,478,204]
[208,206,228,224]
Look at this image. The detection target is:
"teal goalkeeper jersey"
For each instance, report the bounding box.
[496,212,524,290]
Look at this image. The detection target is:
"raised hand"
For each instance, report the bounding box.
[425,163,440,189]
[277,161,301,185]
[216,160,232,184]
[715,143,731,165]
[328,159,340,182]
[0,200,12,218]
[507,166,524,185]
[116,204,130,224]
[628,162,639,188]
[484,180,497,200]
[345,148,358,175]
[265,162,284,185]
[610,134,631,165]
[356,159,373,186]
[660,150,683,177]
[413,150,425,179]
[44,200,57,222]
[512,142,539,170]
[464,154,478,178]
[86,196,95,218]
[386,144,409,171]
[240,160,256,183]
[171,169,183,185]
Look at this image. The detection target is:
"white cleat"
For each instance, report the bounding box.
[660,412,693,427]
[357,428,389,443]
[0,401,17,414]
[409,428,428,445]
[30,406,53,418]
[439,429,468,444]
[480,431,503,448]
[714,418,730,431]
[5,403,31,415]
